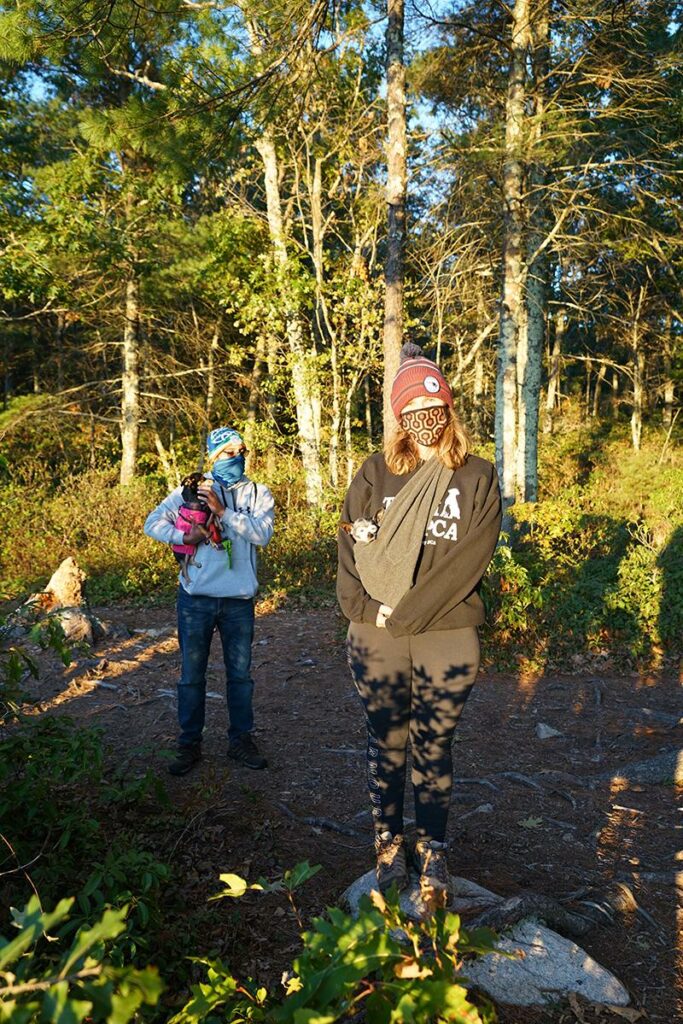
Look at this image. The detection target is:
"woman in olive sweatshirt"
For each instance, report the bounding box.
[337,343,501,907]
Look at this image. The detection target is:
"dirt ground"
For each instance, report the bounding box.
[19,602,682,1024]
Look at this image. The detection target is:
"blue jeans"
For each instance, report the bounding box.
[176,587,255,747]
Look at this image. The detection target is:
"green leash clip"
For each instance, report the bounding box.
[222,537,232,568]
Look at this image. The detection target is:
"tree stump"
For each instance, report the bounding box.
[21,557,96,644]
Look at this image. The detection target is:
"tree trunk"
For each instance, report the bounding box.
[329,331,341,488]
[630,307,647,452]
[364,375,374,450]
[55,311,64,392]
[630,287,646,452]
[31,323,41,394]
[472,343,485,439]
[592,362,607,418]
[544,306,564,433]
[344,381,357,487]
[205,320,220,426]
[245,334,266,474]
[255,131,323,505]
[119,275,140,485]
[496,0,530,523]
[3,335,11,410]
[516,0,548,504]
[382,0,407,437]
[631,350,644,451]
[584,357,592,417]
[152,424,179,490]
[662,316,674,427]
[611,369,619,419]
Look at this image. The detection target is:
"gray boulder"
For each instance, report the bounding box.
[341,870,629,1008]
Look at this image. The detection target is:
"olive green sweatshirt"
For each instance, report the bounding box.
[336,452,502,637]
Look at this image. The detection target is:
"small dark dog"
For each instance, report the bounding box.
[180,472,208,508]
[172,473,222,581]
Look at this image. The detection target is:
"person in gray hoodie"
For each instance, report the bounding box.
[144,427,274,776]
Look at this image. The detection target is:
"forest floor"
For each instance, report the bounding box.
[20,602,681,1024]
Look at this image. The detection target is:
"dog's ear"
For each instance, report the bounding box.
[374,508,385,525]
[339,522,353,533]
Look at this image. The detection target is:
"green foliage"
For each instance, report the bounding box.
[0,469,174,604]
[0,895,162,1023]
[0,620,173,1019]
[171,868,497,1024]
[212,861,322,902]
[0,715,172,971]
[0,616,70,721]
[481,433,683,665]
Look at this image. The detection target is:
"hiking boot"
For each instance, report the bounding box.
[413,839,450,910]
[227,734,268,770]
[168,744,201,776]
[375,831,410,894]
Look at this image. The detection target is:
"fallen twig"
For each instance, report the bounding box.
[276,801,368,839]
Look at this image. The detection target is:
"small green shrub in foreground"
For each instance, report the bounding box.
[171,864,498,1024]
[0,896,162,1023]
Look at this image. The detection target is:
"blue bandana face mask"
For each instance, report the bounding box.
[211,453,245,486]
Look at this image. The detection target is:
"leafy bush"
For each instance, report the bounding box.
[0,896,162,1022]
[171,864,498,1024]
[0,713,173,983]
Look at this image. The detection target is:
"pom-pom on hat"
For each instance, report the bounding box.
[390,342,453,420]
[206,426,244,462]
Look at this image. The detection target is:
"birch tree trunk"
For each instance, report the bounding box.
[120,275,140,485]
[255,132,323,504]
[516,0,548,504]
[630,288,646,452]
[662,316,674,427]
[496,0,530,521]
[329,332,341,488]
[382,0,407,437]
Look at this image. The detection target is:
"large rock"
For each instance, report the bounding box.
[341,869,629,1008]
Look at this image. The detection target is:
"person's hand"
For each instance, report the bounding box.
[198,482,225,517]
[183,524,210,545]
[376,604,393,628]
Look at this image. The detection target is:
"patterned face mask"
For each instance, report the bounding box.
[401,405,449,446]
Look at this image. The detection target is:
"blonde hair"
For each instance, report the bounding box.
[384,407,470,475]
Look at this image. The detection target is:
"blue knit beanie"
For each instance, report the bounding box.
[206,427,244,462]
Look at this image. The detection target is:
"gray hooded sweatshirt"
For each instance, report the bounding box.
[144,476,274,599]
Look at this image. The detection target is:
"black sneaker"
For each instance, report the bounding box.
[168,744,201,776]
[227,734,268,770]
